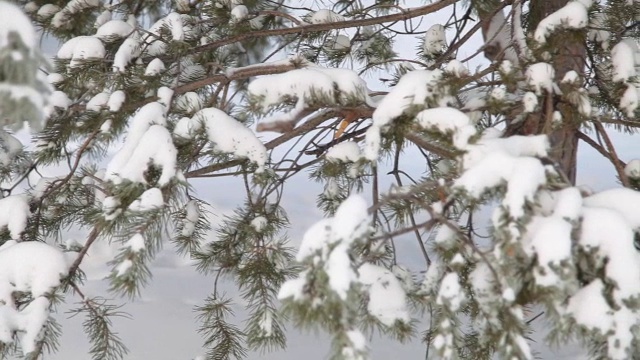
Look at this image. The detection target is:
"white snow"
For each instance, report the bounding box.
[47,73,64,85]
[423,24,446,56]
[456,151,547,219]
[94,9,111,28]
[24,1,38,12]
[50,91,71,110]
[0,84,46,123]
[115,259,133,276]
[523,92,538,113]
[588,12,611,49]
[277,270,308,301]
[309,9,344,24]
[620,84,638,117]
[145,58,166,76]
[566,279,612,336]
[68,36,105,67]
[57,36,84,59]
[434,225,457,248]
[371,69,448,129]
[325,243,355,300]
[437,272,464,311]
[248,66,370,126]
[0,195,30,240]
[250,216,267,232]
[258,311,273,337]
[482,9,519,64]
[174,108,267,169]
[358,263,410,326]
[281,196,371,302]
[500,60,513,74]
[580,206,640,300]
[415,107,474,148]
[129,188,164,211]
[611,41,636,82]
[0,132,23,166]
[551,188,583,221]
[51,0,100,28]
[113,36,141,73]
[0,241,69,354]
[181,200,200,237]
[327,35,351,51]
[326,142,361,163]
[102,196,121,220]
[583,188,640,228]
[0,2,37,49]
[231,5,249,22]
[32,176,63,199]
[469,262,497,314]
[175,92,203,114]
[346,330,366,350]
[36,4,60,20]
[561,70,580,84]
[444,60,468,77]
[141,12,184,57]
[491,88,506,101]
[157,87,173,109]
[331,195,370,244]
[109,124,177,186]
[86,92,110,112]
[624,159,640,178]
[126,233,146,253]
[96,20,134,40]
[526,63,556,95]
[365,70,455,160]
[106,102,177,186]
[295,218,333,262]
[108,90,126,112]
[534,1,590,43]
[524,216,572,287]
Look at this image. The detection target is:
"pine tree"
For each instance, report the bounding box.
[0,0,638,359]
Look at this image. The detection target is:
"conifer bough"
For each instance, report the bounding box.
[0,0,639,359]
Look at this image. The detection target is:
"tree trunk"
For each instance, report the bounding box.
[477,0,585,184]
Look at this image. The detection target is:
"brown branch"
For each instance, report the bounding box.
[576,131,611,161]
[593,121,630,187]
[175,60,304,94]
[192,0,460,55]
[405,131,456,159]
[304,126,370,157]
[255,10,303,26]
[184,109,340,177]
[67,227,100,279]
[577,131,629,187]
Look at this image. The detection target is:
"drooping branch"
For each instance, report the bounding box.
[190,0,461,56]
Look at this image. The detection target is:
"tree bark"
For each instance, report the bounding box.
[476,0,585,184]
[521,0,584,184]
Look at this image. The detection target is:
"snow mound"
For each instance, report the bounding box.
[0,241,69,354]
[106,102,178,186]
[174,107,267,169]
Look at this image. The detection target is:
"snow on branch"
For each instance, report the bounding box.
[0,241,70,355]
[174,107,267,170]
[533,0,591,44]
[398,100,640,359]
[106,96,179,186]
[248,65,373,133]
[280,195,410,358]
